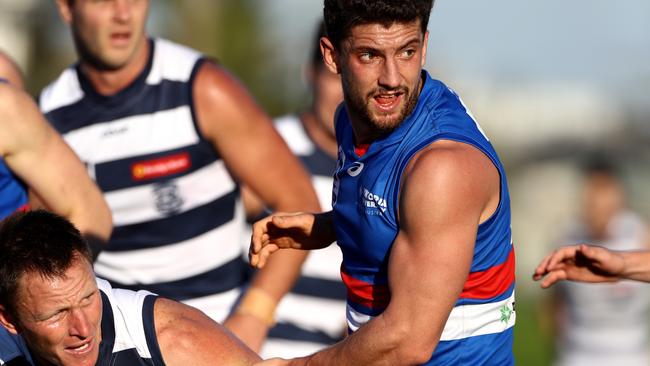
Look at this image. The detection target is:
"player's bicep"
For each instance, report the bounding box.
[384,145,493,344]
[154,298,259,366]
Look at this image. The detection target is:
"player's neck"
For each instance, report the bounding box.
[300,111,338,159]
[79,40,150,96]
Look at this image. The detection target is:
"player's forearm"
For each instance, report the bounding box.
[619,250,650,282]
[289,312,432,366]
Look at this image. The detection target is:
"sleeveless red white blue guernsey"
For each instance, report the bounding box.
[0,159,28,221]
[332,71,515,365]
[0,80,29,221]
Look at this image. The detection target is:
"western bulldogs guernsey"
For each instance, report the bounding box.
[261,115,346,358]
[0,79,29,221]
[0,159,28,221]
[333,71,515,365]
[0,279,163,366]
[39,39,247,321]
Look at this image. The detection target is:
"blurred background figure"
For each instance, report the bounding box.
[550,154,650,366]
[242,20,347,359]
[38,0,319,352]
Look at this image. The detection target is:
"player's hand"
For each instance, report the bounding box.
[249,212,332,269]
[532,243,625,288]
[223,312,269,353]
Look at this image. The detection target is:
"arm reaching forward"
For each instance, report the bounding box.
[533,244,650,287]
[0,83,112,244]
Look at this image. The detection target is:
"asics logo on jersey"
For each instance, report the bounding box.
[347,162,364,177]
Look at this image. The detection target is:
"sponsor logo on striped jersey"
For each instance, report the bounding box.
[131,152,192,181]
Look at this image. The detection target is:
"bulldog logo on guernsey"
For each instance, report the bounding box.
[132,152,191,181]
[362,187,387,214]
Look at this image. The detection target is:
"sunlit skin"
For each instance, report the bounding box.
[5,256,102,366]
[322,21,428,144]
[56,0,150,94]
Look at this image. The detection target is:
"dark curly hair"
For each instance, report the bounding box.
[324,0,434,49]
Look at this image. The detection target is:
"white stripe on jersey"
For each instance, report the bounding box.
[96,279,155,357]
[146,38,201,85]
[299,244,341,282]
[182,287,242,323]
[274,115,316,156]
[275,292,347,338]
[63,106,198,165]
[312,175,334,216]
[261,339,333,359]
[95,201,244,284]
[105,159,235,226]
[39,68,84,114]
[346,291,516,340]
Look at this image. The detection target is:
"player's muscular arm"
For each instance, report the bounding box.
[154,298,260,366]
[0,84,112,242]
[193,60,321,349]
[279,141,499,366]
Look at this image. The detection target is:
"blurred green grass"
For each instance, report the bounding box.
[514,297,554,366]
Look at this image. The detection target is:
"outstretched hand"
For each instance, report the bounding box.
[532,243,625,288]
[249,212,328,269]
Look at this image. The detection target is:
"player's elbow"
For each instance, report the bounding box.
[395,336,437,365]
[73,203,113,242]
[401,343,437,365]
[384,317,438,365]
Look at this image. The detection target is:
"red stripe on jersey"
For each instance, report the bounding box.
[340,269,390,309]
[15,203,30,212]
[460,246,515,300]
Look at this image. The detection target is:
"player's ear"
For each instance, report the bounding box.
[320,37,340,75]
[0,304,20,335]
[55,0,74,25]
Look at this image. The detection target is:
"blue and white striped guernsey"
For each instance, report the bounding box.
[39,38,248,322]
[260,115,347,358]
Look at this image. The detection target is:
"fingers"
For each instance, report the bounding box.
[578,243,608,264]
[533,253,554,280]
[250,215,275,255]
[249,243,279,269]
[532,245,579,280]
[546,245,579,270]
[539,269,568,289]
[270,212,310,231]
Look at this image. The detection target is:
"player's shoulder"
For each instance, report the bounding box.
[147,38,202,85]
[96,278,156,318]
[39,66,82,114]
[405,140,494,186]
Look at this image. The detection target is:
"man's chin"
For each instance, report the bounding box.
[368,109,406,130]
